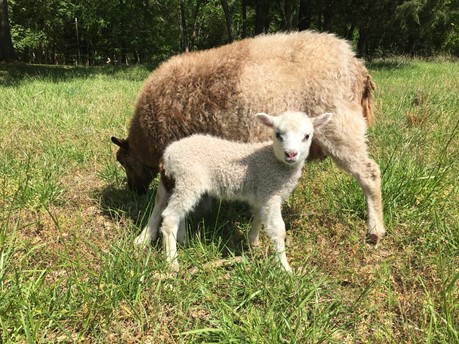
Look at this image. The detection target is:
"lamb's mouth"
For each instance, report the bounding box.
[284,158,299,164]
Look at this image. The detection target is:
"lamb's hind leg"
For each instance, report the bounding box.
[317,110,386,244]
[135,180,170,245]
[248,206,263,246]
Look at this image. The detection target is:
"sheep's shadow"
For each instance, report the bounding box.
[95,183,253,258]
[0,63,156,87]
[95,184,154,226]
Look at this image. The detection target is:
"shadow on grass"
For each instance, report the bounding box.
[95,184,153,227]
[367,59,415,71]
[0,63,156,87]
[95,183,252,258]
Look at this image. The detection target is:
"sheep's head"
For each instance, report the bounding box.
[256,111,332,166]
[111,136,154,195]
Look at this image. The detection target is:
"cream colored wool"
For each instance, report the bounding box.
[112,30,385,244]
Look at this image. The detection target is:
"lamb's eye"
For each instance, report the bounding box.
[275,130,283,141]
[303,134,310,141]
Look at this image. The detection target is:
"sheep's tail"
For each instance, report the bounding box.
[362,75,376,126]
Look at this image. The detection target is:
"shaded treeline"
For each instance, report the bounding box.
[3,0,459,65]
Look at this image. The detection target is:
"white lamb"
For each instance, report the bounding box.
[135,111,332,272]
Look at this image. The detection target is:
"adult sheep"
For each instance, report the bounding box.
[111,30,386,243]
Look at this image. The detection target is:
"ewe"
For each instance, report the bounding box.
[135,111,332,273]
[112,31,386,244]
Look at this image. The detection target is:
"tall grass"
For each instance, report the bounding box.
[0,60,457,342]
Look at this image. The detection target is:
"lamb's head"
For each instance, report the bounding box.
[256,111,332,166]
[111,136,154,195]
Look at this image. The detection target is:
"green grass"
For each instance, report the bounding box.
[0,59,458,343]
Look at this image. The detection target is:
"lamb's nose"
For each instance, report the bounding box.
[285,151,298,159]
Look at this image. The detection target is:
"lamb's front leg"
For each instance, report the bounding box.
[135,181,170,245]
[160,210,181,272]
[263,200,292,273]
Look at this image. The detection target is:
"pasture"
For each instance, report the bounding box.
[0,59,458,343]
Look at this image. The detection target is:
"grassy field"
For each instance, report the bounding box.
[0,59,458,343]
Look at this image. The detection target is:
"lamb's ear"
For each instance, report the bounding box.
[312,113,333,129]
[111,136,129,150]
[256,112,276,128]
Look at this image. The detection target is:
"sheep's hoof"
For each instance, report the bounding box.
[366,232,384,245]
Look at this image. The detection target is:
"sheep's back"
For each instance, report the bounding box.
[240,31,365,120]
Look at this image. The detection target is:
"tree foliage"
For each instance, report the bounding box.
[4,0,459,64]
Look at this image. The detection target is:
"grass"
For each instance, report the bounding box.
[0,59,458,343]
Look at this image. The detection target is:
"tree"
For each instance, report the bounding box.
[4,0,458,63]
[220,0,233,42]
[278,0,294,31]
[255,0,269,35]
[298,0,313,31]
[396,0,452,55]
[241,0,248,38]
[0,0,17,62]
[180,0,189,52]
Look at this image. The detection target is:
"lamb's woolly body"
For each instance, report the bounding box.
[135,111,329,273]
[163,135,302,207]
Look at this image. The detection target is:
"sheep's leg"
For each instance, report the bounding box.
[135,180,170,245]
[317,113,386,243]
[263,200,292,273]
[248,207,263,246]
[340,156,386,244]
[160,191,201,272]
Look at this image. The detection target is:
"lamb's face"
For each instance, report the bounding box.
[256,111,333,166]
[273,115,315,165]
[111,136,154,194]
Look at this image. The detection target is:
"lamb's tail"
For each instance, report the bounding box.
[362,75,376,126]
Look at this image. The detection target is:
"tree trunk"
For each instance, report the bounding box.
[220,0,233,42]
[190,0,203,49]
[322,0,334,31]
[180,0,189,52]
[298,0,313,31]
[0,0,18,62]
[357,26,370,58]
[278,0,293,31]
[255,0,268,35]
[346,24,355,40]
[241,0,247,38]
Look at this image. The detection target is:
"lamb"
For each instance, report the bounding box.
[112,30,386,244]
[134,111,333,272]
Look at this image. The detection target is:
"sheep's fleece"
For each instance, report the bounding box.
[113,30,385,244]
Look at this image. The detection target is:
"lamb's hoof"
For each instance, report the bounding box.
[284,266,293,274]
[249,239,260,247]
[170,262,180,273]
[134,235,151,246]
